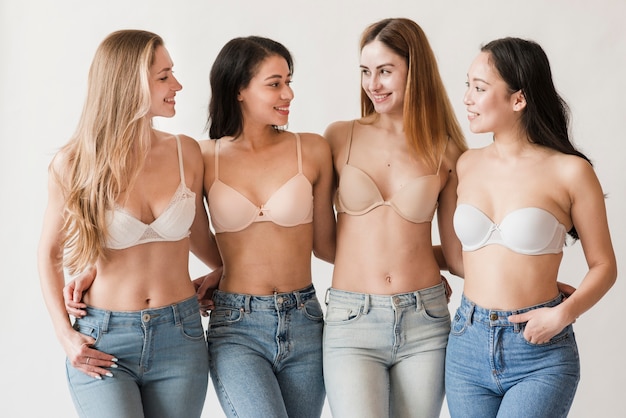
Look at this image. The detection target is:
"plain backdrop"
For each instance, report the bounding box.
[1,0,623,417]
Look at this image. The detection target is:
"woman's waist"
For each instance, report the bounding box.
[458,292,563,325]
[84,271,196,311]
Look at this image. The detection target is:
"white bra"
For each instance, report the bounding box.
[453,204,566,255]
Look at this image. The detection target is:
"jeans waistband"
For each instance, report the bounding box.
[81,295,200,330]
[325,282,445,309]
[458,293,564,327]
[213,284,317,312]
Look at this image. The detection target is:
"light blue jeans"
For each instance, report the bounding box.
[323,283,450,418]
[66,296,209,418]
[207,284,325,418]
[445,293,580,418]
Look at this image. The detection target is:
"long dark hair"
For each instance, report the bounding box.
[207,36,293,139]
[483,37,590,239]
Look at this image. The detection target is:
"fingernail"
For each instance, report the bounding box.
[94,375,102,380]
[110,363,118,368]
[105,372,113,377]
[111,358,118,362]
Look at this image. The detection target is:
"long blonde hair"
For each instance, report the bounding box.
[52,30,163,274]
[360,18,467,169]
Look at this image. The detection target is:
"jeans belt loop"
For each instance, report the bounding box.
[102,310,111,333]
[324,288,331,305]
[244,295,252,313]
[172,302,181,325]
[363,294,370,315]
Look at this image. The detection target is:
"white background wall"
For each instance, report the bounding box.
[1,0,624,416]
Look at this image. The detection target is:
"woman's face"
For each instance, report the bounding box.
[463,51,522,135]
[148,45,182,119]
[360,40,408,117]
[238,54,294,127]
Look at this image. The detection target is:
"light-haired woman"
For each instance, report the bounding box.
[323,18,466,418]
[38,30,220,417]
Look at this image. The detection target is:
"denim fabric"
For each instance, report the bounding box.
[207,284,325,418]
[445,293,580,418]
[323,283,450,418]
[66,296,209,418]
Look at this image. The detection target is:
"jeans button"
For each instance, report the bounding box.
[277,296,284,304]
[142,313,151,322]
[392,296,400,306]
[489,313,498,321]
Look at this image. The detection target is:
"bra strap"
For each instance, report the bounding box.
[175,135,186,185]
[343,120,355,165]
[295,133,303,173]
[214,139,220,180]
[436,137,449,175]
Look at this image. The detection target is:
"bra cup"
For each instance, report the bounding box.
[498,208,562,253]
[453,204,495,250]
[151,195,196,239]
[208,181,260,233]
[337,165,384,214]
[263,174,313,226]
[389,175,439,223]
[106,210,148,248]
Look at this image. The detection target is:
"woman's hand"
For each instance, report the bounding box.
[63,266,97,318]
[60,326,118,379]
[508,306,569,345]
[193,266,223,316]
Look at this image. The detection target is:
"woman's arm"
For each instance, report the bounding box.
[38,161,117,379]
[184,135,222,269]
[509,157,617,342]
[306,133,336,264]
[436,142,465,278]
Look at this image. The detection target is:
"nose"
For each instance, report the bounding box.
[463,87,472,105]
[281,84,294,100]
[171,74,183,91]
[367,73,381,91]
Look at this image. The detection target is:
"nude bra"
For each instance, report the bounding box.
[453,204,566,255]
[105,135,196,250]
[334,121,443,223]
[208,133,314,233]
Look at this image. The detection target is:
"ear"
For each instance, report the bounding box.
[512,90,526,112]
[237,91,243,102]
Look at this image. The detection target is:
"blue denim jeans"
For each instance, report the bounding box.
[207,284,325,418]
[445,293,580,418]
[323,283,450,418]
[66,296,209,418]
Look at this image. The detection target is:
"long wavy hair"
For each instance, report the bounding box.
[207,36,293,139]
[482,37,590,239]
[360,18,467,169]
[51,29,162,273]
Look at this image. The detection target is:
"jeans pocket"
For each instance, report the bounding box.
[73,319,102,346]
[324,304,362,325]
[522,324,572,347]
[179,311,206,341]
[449,310,468,336]
[421,296,451,322]
[208,307,244,329]
[301,298,324,322]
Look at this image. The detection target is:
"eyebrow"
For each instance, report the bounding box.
[155,66,173,74]
[360,63,396,70]
[468,75,491,85]
[263,73,291,81]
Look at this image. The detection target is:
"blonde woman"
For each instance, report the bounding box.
[38,30,220,417]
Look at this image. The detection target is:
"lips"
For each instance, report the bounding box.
[275,106,290,115]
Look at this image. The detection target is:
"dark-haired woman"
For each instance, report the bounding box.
[199,36,336,418]
[445,37,617,418]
